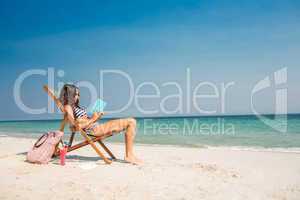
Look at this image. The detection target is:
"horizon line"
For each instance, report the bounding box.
[1,113,299,123]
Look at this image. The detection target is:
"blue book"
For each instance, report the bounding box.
[88,99,107,115]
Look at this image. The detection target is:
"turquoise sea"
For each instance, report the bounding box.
[0,114,300,148]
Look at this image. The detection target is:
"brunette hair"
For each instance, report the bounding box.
[59,84,80,107]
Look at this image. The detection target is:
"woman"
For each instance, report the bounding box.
[59,84,142,165]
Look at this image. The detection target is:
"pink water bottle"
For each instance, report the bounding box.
[60,146,67,166]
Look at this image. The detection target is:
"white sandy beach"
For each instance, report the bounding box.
[0,136,300,200]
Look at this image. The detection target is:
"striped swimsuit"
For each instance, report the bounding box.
[73,106,87,119]
[73,106,98,133]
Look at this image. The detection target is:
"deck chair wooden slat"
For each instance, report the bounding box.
[43,85,115,164]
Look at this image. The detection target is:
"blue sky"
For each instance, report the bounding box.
[0,0,299,120]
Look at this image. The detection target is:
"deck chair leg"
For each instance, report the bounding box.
[68,132,75,147]
[98,140,116,160]
[53,142,61,157]
[79,130,112,164]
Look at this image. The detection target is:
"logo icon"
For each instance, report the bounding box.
[251,68,288,133]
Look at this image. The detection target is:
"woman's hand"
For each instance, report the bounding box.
[92,112,104,119]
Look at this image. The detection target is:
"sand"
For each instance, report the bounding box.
[0,136,300,200]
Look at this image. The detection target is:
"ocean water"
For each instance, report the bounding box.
[1,114,300,148]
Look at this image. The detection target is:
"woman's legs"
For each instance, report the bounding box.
[92,117,142,164]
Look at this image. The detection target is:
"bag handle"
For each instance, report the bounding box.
[34,133,49,148]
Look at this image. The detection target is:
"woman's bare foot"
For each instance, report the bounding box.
[124,155,143,165]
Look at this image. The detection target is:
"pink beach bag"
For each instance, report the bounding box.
[26,131,64,164]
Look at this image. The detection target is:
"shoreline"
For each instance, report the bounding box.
[2,134,300,154]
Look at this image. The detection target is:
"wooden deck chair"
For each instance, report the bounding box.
[43,85,116,164]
